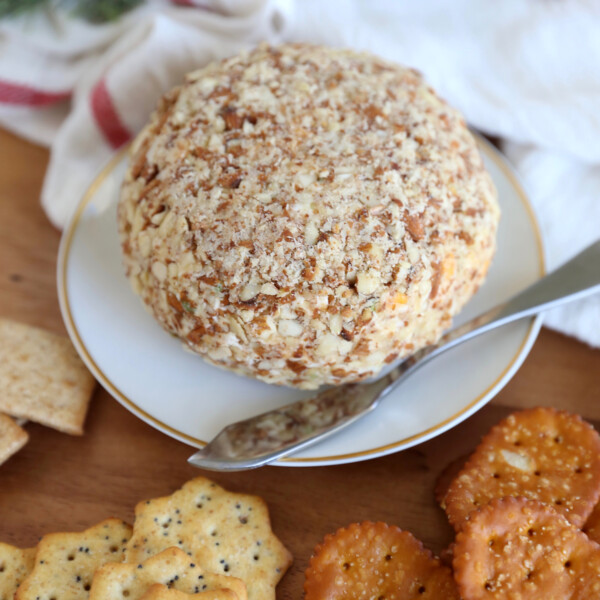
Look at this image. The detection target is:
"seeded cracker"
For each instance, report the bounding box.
[584,501,600,544]
[0,543,36,600]
[89,548,245,600]
[0,319,96,435]
[444,407,600,530]
[15,518,132,600]
[453,497,600,599]
[304,522,459,600]
[140,583,238,600]
[434,453,467,509]
[124,477,291,600]
[0,413,28,466]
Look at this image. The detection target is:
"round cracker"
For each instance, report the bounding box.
[444,408,600,530]
[304,522,459,599]
[453,497,600,600]
[434,454,468,509]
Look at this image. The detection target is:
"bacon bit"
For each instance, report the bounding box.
[216,201,231,213]
[331,368,347,377]
[404,211,425,241]
[358,242,372,253]
[221,106,243,130]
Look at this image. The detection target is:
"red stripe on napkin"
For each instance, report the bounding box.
[90,79,131,149]
[0,80,71,106]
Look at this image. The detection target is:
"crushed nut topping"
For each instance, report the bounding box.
[118,43,499,389]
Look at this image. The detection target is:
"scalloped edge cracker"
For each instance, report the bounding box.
[0,319,96,435]
[0,413,28,466]
[140,584,238,600]
[0,542,36,600]
[124,477,291,600]
[15,518,132,600]
[304,521,460,600]
[453,497,600,599]
[444,408,600,530]
[89,547,246,600]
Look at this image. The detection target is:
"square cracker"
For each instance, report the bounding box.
[140,583,238,600]
[15,518,132,600]
[124,477,292,600]
[89,547,246,600]
[0,543,36,600]
[0,413,28,466]
[0,319,96,435]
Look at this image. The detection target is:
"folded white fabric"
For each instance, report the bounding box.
[0,0,598,346]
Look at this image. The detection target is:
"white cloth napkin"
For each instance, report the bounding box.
[0,0,598,346]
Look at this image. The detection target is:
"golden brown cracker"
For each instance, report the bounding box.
[15,518,132,600]
[89,547,245,600]
[124,477,291,600]
[304,522,459,600]
[139,583,238,600]
[584,501,600,544]
[0,319,96,435]
[434,453,468,509]
[453,497,600,599]
[0,413,28,466]
[444,408,600,530]
[0,543,36,600]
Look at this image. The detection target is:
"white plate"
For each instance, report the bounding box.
[58,136,545,466]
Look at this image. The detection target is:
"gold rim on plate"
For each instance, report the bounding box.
[58,134,546,465]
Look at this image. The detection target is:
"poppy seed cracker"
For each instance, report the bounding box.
[0,543,36,600]
[124,477,291,600]
[89,547,245,600]
[15,518,132,600]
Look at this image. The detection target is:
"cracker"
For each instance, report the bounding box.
[140,583,238,600]
[584,501,600,544]
[0,543,36,600]
[453,497,600,599]
[124,477,291,600]
[434,453,468,509]
[0,413,28,466]
[0,319,96,435]
[444,407,600,530]
[304,522,460,599]
[89,547,245,600]
[15,518,132,600]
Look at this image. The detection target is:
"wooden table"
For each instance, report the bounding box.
[0,128,599,599]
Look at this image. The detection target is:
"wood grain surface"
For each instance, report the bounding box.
[0,128,599,599]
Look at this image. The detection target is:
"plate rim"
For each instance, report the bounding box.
[57,134,546,465]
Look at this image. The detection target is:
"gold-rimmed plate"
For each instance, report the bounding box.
[57,136,545,466]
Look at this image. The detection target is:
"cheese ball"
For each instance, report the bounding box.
[118,44,499,389]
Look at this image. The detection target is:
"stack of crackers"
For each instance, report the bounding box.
[0,477,292,600]
[304,407,600,599]
[0,319,96,465]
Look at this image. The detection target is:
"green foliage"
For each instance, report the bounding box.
[0,0,144,22]
[0,0,48,18]
[72,0,143,23]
